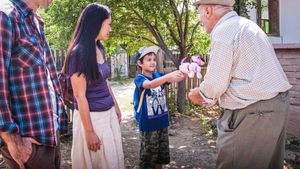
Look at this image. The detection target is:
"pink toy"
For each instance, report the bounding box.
[179,55,205,79]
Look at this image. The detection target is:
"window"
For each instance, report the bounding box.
[256,0,279,35]
[236,0,280,36]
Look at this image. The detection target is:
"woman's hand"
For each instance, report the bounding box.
[85,131,101,152]
[115,108,122,123]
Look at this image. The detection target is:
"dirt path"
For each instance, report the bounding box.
[122,115,217,169]
[60,81,217,169]
[112,81,217,169]
[59,80,298,169]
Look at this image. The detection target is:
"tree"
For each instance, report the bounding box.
[234,0,256,18]
[105,0,210,112]
[41,0,95,49]
[42,0,210,113]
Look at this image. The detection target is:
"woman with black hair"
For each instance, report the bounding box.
[62,3,124,169]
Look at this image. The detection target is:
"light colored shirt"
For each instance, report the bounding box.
[199,11,292,110]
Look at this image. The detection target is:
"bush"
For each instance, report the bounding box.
[286,136,300,150]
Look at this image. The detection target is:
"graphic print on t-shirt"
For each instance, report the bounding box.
[146,86,168,119]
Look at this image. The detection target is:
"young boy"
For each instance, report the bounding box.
[133,46,186,169]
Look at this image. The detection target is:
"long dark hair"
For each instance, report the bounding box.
[63,3,111,81]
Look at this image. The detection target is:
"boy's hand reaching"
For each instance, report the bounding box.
[167,70,187,83]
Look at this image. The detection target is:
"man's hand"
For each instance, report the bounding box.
[188,88,217,108]
[1,133,41,169]
[188,87,204,106]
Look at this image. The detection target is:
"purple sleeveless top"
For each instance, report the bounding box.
[67,43,114,112]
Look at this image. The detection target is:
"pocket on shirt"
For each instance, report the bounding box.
[12,37,43,69]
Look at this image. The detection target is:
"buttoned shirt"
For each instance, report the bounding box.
[0,0,68,146]
[199,11,292,110]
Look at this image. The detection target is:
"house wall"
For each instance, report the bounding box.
[274,44,300,137]
[247,1,300,137]
[279,0,300,44]
[248,0,300,44]
[111,51,129,78]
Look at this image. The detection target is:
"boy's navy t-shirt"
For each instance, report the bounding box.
[134,72,169,131]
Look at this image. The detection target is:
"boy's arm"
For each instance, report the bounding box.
[171,71,187,83]
[142,76,170,89]
[142,70,186,89]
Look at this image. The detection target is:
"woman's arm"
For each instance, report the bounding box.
[71,73,101,152]
[107,80,122,123]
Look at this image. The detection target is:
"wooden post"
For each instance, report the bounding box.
[256,0,262,28]
[268,0,279,35]
[156,49,165,72]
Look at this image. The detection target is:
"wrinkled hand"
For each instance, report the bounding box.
[167,70,187,83]
[188,88,204,106]
[202,101,216,109]
[4,135,40,169]
[85,131,101,152]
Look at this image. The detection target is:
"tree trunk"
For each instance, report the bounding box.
[236,0,241,15]
[176,51,187,113]
[156,49,165,72]
[268,0,279,35]
[177,80,186,113]
[256,0,262,27]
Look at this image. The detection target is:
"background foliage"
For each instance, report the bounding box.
[41,0,210,56]
[41,0,259,113]
[41,0,211,112]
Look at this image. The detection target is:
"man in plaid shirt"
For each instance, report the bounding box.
[0,0,68,168]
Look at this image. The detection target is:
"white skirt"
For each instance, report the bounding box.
[71,107,124,169]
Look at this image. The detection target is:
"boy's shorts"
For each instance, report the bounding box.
[139,128,170,169]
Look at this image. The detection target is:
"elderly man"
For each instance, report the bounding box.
[0,0,68,169]
[189,0,292,169]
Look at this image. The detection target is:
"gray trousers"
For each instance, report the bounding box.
[216,91,290,169]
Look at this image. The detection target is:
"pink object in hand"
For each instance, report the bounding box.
[179,55,205,79]
[179,62,190,74]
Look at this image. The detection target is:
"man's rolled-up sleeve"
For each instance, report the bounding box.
[199,41,234,100]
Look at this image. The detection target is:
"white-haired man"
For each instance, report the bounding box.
[188,0,292,169]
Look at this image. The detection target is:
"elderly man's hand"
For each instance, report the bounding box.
[1,133,41,169]
[188,87,204,106]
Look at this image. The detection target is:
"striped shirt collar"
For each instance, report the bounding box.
[11,0,45,27]
[10,0,33,16]
[210,11,238,37]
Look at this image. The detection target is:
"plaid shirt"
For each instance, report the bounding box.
[0,0,68,146]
